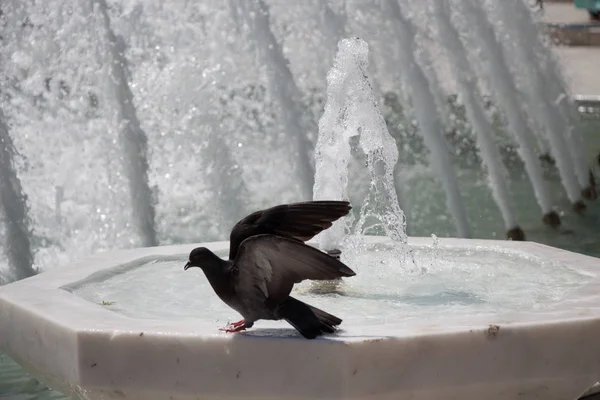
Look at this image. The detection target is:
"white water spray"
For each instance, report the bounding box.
[313,38,407,251]
[235,0,315,200]
[456,0,553,216]
[486,0,582,205]
[431,0,519,233]
[383,0,471,238]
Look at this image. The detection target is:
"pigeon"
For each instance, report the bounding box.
[184,200,356,339]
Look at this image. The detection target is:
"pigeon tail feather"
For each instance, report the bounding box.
[278,297,337,339]
[308,304,342,327]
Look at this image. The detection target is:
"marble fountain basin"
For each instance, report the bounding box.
[1,236,600,400]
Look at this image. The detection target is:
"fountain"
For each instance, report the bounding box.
[0,108,36,282]
[0,0,598,279]
[313,38,407,252]
[2,32,600,399]
[1,0,600,398]
[2,237,600,399]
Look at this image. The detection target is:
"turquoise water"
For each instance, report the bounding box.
[0,354,65,399]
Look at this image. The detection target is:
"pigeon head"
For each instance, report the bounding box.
[184,247,219,270]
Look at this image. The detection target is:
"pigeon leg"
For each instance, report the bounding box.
[218,319,246,332]
[229,319,246,328]
[219,320,253,333]
[219,324,248,333]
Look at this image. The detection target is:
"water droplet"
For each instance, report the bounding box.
[431,234,439,247]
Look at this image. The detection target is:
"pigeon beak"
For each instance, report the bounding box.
[184,261,191,271]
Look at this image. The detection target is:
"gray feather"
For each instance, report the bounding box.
[233,235,355,302]
[228,201,351,259]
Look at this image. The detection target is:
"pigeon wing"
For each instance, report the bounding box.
[232,235,356,305]
[228,201,352,260]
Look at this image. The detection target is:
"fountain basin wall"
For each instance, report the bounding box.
[1,237,600,400]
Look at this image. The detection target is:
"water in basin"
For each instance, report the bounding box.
[70,241,591,326]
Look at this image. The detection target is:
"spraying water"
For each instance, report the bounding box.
[234,0,315,200]
[95,0,158,247]
[200,123,250,233]
[317,0,347,71]
[0,0,596,284]
[494,0,593,197]
[414,31,453,131]
[0,108,36,281]
[313,38,407,251]
[383,0,470,238]
[485,0,583,206]
[431,0,521,237]
[455,0,555,220]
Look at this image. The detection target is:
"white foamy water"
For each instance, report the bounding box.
[313,37,407,250]
[71,243,590,327]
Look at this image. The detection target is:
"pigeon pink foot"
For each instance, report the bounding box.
[219,319,248,333]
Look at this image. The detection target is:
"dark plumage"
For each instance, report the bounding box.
[184,201,355,339]
[227,200,352,259]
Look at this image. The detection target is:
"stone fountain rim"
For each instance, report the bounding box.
[1,235,599,341]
